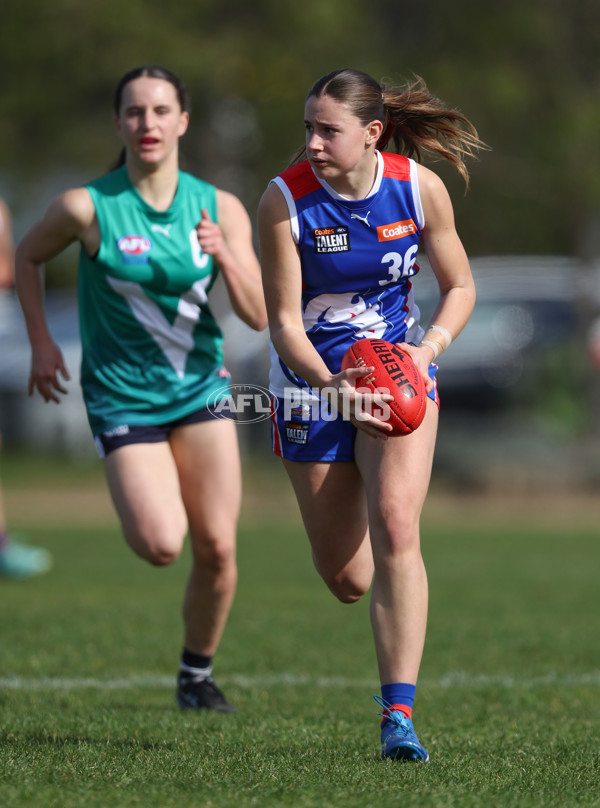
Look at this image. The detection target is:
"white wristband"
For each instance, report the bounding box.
[425,324,453,351]
[419,339,440,360]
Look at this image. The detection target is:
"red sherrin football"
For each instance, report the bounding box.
[341,339,427,435]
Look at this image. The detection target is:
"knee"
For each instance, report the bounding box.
[191,533,236,575]
[331,585,365,605]
[324,571,370,604]
[373,512,421,559]
[375,531,423,573]
[313,546,374,604]
[145,545,181,567]
[124,525,185,567]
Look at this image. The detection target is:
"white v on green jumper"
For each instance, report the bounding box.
[78,166,230,437]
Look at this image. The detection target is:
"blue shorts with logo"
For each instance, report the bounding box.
[270,365,439,462]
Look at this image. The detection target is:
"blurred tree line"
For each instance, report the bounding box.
[0,0,599,275]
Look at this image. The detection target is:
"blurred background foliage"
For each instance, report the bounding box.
[1,0,599,259]
[1,0,600,487]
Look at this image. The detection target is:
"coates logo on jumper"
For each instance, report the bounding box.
[377,219,417,242]
[207,384,276,424]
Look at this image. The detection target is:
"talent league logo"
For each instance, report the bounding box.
[313,225,350,254]
[284,403,312,445]
[116,235,152,264]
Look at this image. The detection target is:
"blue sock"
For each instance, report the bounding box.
[381,682,416,721]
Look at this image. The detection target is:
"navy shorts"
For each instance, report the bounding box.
[94,402,235,459]
[271,365,439,462]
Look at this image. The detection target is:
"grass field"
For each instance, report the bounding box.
[1,452,599,807]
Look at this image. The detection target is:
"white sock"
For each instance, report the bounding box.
[179,661,212,682]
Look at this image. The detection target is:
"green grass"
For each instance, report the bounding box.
[1,456,599,807]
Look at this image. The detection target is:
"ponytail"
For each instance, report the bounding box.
[379,77,485,188]
[291,68,487,186]
[109,147,127,172]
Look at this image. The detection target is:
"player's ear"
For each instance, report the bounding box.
[365,119,383,146]
[178,110,190,137]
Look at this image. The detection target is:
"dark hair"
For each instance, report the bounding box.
[293,68,487,186]
[113,65,190,116]
[111,65,190,170]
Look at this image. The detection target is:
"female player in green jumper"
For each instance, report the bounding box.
[15,66,267,711]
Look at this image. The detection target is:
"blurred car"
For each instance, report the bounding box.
[412,255,581,409]
[0,289,91,454]
[0,256,584,453]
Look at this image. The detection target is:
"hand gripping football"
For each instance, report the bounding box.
[341,339,427,435]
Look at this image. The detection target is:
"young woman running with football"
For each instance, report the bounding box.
[16,65,267,712]
[258,68,485,761]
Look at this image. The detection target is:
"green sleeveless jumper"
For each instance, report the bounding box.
[78,166,229,436]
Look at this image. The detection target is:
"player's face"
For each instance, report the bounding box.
[304,94,379,194]
[115,77,189,167]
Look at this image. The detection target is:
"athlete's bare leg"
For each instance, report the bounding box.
[282,458,374,603]
[355,399,438,685]
[103,418,240,656]
[169,419,240,656]
[104,442,189,565]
